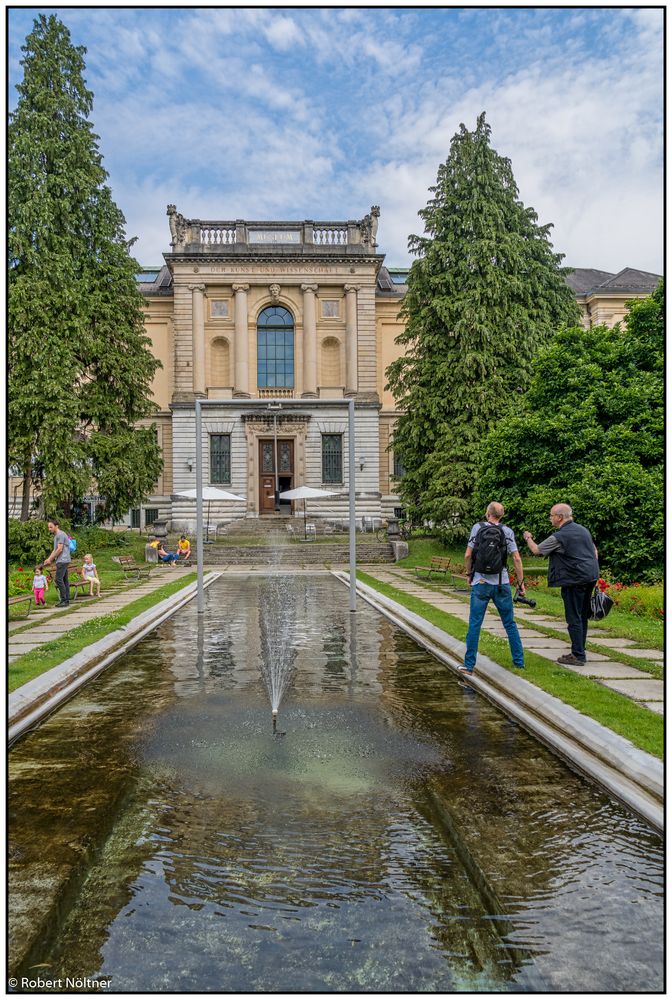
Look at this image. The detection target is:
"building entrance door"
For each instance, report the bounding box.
[259,439,294,514]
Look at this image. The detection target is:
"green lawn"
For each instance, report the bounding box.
[8,573,197,693]
[357,570,663,759]
[396,538,664,651]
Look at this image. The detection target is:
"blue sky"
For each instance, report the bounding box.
[8,6,664,273]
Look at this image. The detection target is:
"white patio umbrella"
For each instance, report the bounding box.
[176,486,246,542]
[278,485,340,539]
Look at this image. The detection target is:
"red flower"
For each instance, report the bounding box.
[17,567,24,572]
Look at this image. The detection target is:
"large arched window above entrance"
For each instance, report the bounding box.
[257,306,294,389]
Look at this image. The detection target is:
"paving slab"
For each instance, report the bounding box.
[517,637,568,649]
[639,701,664,715]
[618,648,664,660]
[563,661,650,680]
[599,677,664,700]
[590,637,637,648]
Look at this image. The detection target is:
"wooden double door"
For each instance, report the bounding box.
[259,438,294,514]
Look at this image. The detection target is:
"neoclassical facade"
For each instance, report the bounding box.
[128,211,662,532]
[8,208,660,528]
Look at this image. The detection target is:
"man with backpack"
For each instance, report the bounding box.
[523,503,599,666]
[461,502,526,675]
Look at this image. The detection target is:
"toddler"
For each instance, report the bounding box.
[32,565,49,607]
[81,553,101,597]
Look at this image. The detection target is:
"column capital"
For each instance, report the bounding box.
[344,284,361,293]
[232,283,250,293]
[188,282,206,293]
[301,283,319,293]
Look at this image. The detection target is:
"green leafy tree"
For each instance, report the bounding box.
[474,282,664,581]
[386,113,578,539]
[9,14,162,521]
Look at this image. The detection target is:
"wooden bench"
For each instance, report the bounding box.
[118,555,152,580]
[415,556,454,580]
[9,594,33,618]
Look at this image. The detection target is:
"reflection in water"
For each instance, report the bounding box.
[8,576,663,993]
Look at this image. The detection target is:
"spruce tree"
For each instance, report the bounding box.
[386,113,578,540]
[9,14,162,521]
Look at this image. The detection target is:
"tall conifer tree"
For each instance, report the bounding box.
[9,14,162,520]
[386,113,578,539]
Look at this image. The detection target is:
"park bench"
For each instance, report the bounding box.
[118,555,152,580]
[43,562,94,602]
[415,556,454,580]
[8,594,33,618]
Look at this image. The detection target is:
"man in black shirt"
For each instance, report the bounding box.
[523,503,599,666]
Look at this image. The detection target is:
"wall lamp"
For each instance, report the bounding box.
[186,457,195,472]
[359,456,366,471]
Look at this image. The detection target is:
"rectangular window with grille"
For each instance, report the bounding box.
[144,508,159,525]
[130,509,141,528]
[210,434,231,484]
[322,434,343,484]
[393,453,405,480]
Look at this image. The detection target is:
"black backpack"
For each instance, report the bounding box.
[471,522,508,583]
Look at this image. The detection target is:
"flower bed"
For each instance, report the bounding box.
[596,578,663,621]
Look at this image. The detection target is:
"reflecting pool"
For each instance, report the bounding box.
[9,575,663,992]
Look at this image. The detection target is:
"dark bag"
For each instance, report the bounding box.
[589,586,614,621]
[471,522,508,582]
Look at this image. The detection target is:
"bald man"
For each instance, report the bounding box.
[524,504,599,666]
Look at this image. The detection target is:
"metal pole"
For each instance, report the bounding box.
[196,399,205,613]
[348,398,357,612]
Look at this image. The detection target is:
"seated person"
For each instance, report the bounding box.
[177,535,191,561]
[81,553,101,596]
[154,540,179,566]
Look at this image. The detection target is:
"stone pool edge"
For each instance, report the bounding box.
[8,572,222,745]
[333,572,664,833]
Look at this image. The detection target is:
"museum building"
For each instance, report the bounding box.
[10,207,660,530]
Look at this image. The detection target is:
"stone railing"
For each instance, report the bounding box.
[167,209,380,251]
[312,225,348,246]
[257,388,295,398]
[198,224,236,245]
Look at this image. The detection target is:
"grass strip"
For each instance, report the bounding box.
[8,573,197,693]
[358,571,663,760]
[386,570,664,680]
[396,539,664,649]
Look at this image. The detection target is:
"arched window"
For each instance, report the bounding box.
[257,306,294,388]
[209,337,230,386]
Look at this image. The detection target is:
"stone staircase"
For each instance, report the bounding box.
[220,514,301,538]
[202,540,393,565]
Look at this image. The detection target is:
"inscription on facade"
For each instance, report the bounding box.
[248,230,301,244]
[206,265,336,275]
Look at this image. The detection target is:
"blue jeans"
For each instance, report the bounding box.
[464,583,525,671]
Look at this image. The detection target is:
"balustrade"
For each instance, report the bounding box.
[200,225,236,245]
[312,226,348,246]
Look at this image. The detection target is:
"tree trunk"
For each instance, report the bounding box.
[20,468,32,521]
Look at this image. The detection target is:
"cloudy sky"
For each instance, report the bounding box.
[8,6,664,274]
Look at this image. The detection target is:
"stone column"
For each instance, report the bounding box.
[301,283,318,397]
[345,284,359,396]
[233,283,250,397]
[189,283,206,396]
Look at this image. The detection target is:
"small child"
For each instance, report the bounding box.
[81,553,101,597]
[33,565,49,607]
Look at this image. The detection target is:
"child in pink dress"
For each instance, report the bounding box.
[33,565,49,607]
